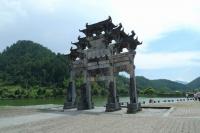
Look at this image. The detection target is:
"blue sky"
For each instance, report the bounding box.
[135,28,200,82]
[147,29,200,52]
[0,0,200,82]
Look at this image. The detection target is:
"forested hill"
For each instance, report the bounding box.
[136,76,200,92]
[0,40,69,88]
[136,76,187,92]
[186,77,200,90]
[0,40,199,97]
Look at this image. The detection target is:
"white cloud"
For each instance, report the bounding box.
[22,0,67,13]
[0,0,199,52]
[0,0,27,29]
[135,51,200,69]
[1,0,199,42]
[108,0,200,51]
[0,0,200,81]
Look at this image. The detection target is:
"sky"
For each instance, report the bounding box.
[0,0,200,82]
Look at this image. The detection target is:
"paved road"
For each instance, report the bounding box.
[0,102,200,133]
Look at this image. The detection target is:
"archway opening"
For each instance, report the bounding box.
[91,80,107,107]
[116,71,130,103]
[121,48,128,53]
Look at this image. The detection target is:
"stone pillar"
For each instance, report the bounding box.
[127,52,141,113]
[84,69,93,109]
[106,68,121,112]
[77,69,93,110]
[63,70,76,109]
[86,77,93,109]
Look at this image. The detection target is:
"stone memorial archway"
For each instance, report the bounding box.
[64,16,142,113]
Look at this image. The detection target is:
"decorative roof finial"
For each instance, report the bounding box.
[108,16,112,22]
[78,35,81,40]
[135,36,142,44]
[86,23,89,28]
[130,30,136,38]
[131,30,135,36]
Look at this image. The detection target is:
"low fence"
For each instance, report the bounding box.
[120,98,196,107]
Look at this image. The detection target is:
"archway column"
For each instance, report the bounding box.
[85,70,94,109]
[127,51,141,113]
[105,67,121,112]
[63,68,76,109]
[77,68,94,110]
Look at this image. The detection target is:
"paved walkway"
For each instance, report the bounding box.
[0,102,200,133]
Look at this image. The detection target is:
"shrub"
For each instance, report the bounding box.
[37,88,46,96]
[45,90,53,97]
[100,89,106,96]
[14,89,21,95]
[143,88,156,96]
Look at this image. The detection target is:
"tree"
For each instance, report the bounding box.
[0,40,69,88]
[143,88,156,96]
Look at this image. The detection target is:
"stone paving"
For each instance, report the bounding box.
[0,101,200,133]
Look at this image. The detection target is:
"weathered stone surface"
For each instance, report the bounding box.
[106,81,121,112]
[63,82,76,109]
[64,17,142,113]
[77,84,94,110]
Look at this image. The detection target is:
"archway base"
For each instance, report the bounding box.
[127,103,142,114]
[105,103,121,112]
[63,102,76,109]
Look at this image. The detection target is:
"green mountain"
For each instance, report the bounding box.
[187,77,200,90]
[175,80,188,85]
[0,40,69,88]
[136,76,186,92]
